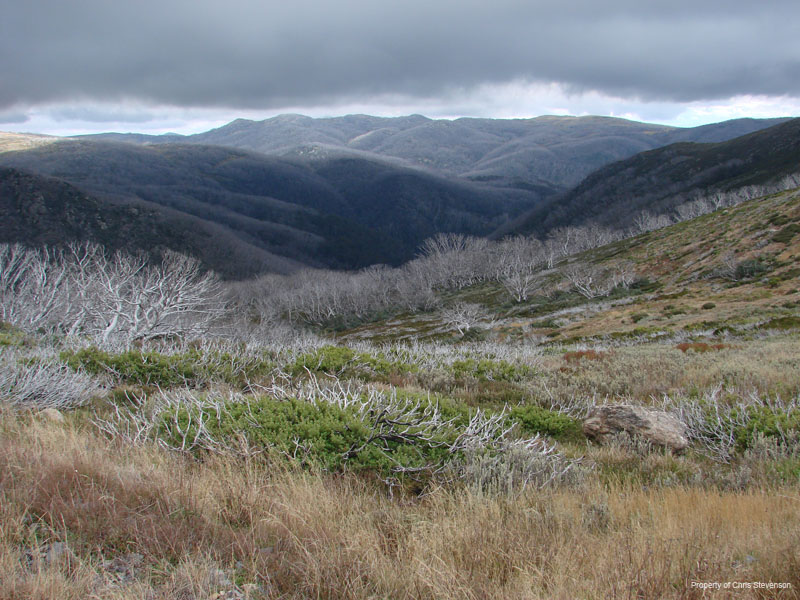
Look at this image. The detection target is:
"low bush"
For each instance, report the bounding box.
[290,345,413,380]
[146,388,579,492]
[160,395,432,473]
[734,405,800,451]
[772,223,800,244]
[510,404,584,442]
[61,347,274,388]
[734,258,770,280]
[449,358,535,382]
[0,322,27,347]
[758,316,800,331]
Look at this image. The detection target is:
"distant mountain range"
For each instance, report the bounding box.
[0,114,796,277]
[77,114,790,193]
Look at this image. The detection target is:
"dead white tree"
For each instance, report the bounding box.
[0,242,221,345]
[632,211,672,235]
[419,233,491,290]
[562,262,614,299]
[0,244,66,330]
[440,302,489,335]
[497,236,544,302]
[609,260,637,289]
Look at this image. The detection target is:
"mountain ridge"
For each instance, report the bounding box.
[73,114,791,192]
[504,117,800,237]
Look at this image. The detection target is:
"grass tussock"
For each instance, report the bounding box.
[534,336,800,405]
[1,412,798,599]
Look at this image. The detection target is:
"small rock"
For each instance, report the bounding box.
[44,541,75,566]
[210,592,244,600]
[583,404,689,452]
[208,568,232,587]
[39,408,65,423]
[242,583,267,597]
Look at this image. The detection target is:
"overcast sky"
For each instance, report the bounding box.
[2,0,799,135]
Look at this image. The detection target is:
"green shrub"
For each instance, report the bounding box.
[290,345,413,380]
[0,322,27,347]
[449,358,535,382]
[510,405,583,443]
[527,318,560,329]
[734,258,770,280]
[734,405,800,450]
[61,347,274,388]
[629,278,662,293]
[758,316,800,331]
[702,303,716,310]
[772,223,800,245]
[631,312,649,323]
[768,213,790,227]
[62,348,199,387]
[159,395,454,475]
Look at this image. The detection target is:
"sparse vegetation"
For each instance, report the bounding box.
[2,185,800,598]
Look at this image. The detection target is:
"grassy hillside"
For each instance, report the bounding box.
[342,186,800,346]
[0,132,58,153]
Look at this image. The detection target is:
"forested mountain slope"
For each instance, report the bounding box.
[505,118,800,237]
[0,139,534,272]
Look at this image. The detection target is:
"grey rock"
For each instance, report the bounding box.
[39,407,65,423]
[583,404,689,452]
[44,541,74,565]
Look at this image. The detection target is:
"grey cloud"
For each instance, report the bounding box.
[1,0,798,110]
[0,110,29,124]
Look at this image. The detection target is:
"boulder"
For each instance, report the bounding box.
[583,405,689,452]
[39,407,65,423]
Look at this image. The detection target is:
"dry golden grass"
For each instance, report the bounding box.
[534,336,800,404]
[1,411,798,599]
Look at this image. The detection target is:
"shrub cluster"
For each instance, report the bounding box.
[61,347,274,389]
[509,404,584,443]
[449,358,536,382]
[290,345,414,380]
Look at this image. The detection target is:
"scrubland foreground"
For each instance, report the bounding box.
[0,410,797,600]
[1,187,800,598]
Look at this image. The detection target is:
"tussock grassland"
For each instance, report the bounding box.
[1,413,798,600]
[534,336,800,405]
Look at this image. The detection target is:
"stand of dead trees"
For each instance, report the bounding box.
[0,242,221,347]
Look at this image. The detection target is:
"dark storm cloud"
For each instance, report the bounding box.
[1,0,798,111]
